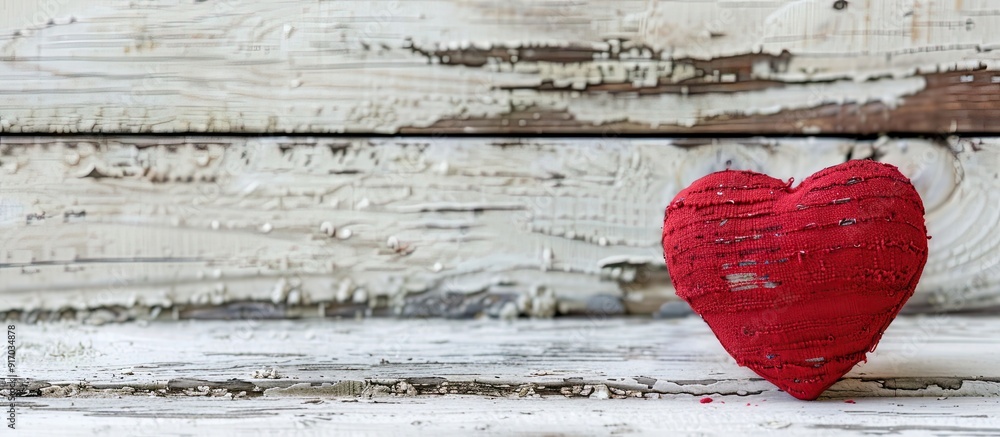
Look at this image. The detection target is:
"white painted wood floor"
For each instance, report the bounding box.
[6,316,1000,436]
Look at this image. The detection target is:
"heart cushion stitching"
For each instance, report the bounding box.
[662,159,930,400]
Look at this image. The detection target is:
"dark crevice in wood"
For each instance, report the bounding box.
[15,375,1000,400]
[0,131,897,139]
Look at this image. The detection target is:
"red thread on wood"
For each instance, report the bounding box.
[662,160,929,400]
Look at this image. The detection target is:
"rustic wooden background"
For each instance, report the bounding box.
[3,0,1000,135]
[3,0,1000,319]
[1,136,998,322]
[3,1,1000,434]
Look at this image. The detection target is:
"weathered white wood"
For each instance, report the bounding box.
[12,316,1000,396]
[13,395,1000,436]
[1,136,998,316]
[4,316,1000,435]
[2,0,1000,134]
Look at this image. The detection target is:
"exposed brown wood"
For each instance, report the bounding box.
[410,69,1000,135]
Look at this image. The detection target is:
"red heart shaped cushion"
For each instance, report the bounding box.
[662,159,929,400]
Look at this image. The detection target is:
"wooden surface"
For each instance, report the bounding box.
[13,393,1000,436]
[5,316,1000,436]
[3,1,999,434]
[4,0,1000,135]
[2,136,998,319]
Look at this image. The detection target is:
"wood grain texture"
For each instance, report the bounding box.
[1,136,998,318]
[4,317,1000,436]
[13,396,1000,437]
[3,0,1000,134]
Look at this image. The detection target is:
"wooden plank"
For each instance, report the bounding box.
[1,136,998,318]
[5,316,1000,435]
[15,396,1000,436]
[12,316,1000,397]
[3,1,1000,134]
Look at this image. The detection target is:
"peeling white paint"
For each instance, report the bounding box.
[0,136,997,316]
[563,76,926,128]
[0,1,997,133]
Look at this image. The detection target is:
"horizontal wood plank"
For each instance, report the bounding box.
[3,1,1000,134]
[13,316,1000,398]
[5,316,1000,435]
[14,395,1000,436]
[1,136,998,318]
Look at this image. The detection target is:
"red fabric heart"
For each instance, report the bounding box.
[662,159,929,400]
